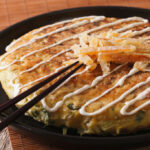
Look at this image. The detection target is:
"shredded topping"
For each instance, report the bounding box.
[72,30,150,73]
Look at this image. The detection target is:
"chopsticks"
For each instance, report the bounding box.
[0,61,83,130]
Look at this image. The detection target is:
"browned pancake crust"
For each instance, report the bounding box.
[1,17,150,135]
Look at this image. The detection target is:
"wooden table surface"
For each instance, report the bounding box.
[1,0,150,149]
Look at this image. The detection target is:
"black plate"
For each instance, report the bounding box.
[1,6,150,147]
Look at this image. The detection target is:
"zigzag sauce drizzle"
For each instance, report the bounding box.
[3,16,150,115]
[42,64,125,112]
[0,16,105,69]
[79,67,139,116]
[5,16,99,51]
[41,66,89,112]
[0,16,147,70]
[19,48,71,75]
[121,87,150,115]
[10,66,67,97]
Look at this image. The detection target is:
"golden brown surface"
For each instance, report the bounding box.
[1,16,150,135]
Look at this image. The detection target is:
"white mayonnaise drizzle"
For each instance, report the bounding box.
[1,16,146,71]
[3,15,150,116]
[80,75,150,116]
[115,20,147,33]
[0,36,76,70]
[5,16,98,51]
[9,77,20,97]
[119,30,132,37]
[6,38,21,52]
[9,65,68,97]
[41,66,89,112]
[85,17,147,34]
[0,16,105,70]
[20,66,67,90]
[5,16,146,52]
[19,48,71,75]
[132,27,150,37]
[0,17,146,71]
[143,36,150,41]
[121,87,150,115]
[79,67,138,116]
[42,64,126,112]
[32,16,98,35]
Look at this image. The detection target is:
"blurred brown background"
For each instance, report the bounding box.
[1,0,150,31]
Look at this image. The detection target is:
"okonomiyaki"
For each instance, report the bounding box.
[1,16,150,135]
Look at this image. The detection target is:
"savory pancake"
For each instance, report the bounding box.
[1,16,150,135]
